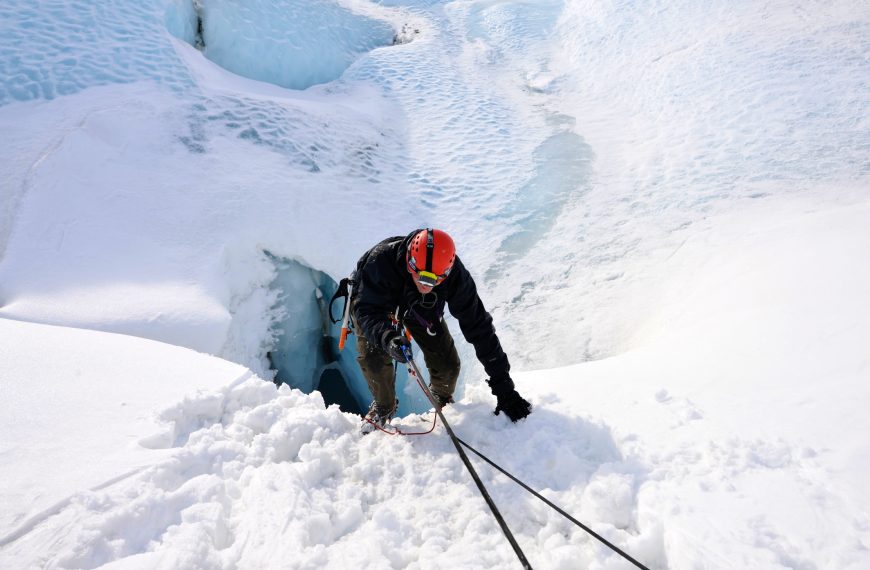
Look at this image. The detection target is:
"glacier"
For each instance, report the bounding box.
[1,0,868,567]
[166,0,397,90]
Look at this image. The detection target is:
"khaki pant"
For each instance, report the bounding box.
[355,314,460,410]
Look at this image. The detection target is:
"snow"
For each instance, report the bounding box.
[1,0,868,567]
[522,195,870,567]
[0,318,250,542]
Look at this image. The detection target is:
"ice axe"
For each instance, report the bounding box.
[338,281,353,350]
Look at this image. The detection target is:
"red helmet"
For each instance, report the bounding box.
[407,228,455,286]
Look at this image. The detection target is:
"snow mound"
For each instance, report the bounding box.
[524,196,870,567]
[1,371,664,569]
[0,318,248,539]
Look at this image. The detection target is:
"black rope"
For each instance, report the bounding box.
[455,437,650,570]
[404,351,532,569]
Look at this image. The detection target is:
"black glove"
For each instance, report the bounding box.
[495,389,532,422]
[382,331,411,363]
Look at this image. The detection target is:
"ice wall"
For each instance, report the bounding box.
[267,255,327,395]
[168,0,396,90]
[267,255,440,417]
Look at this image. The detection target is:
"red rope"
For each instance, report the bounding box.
[362,361,440,436]
[362,414,437,436]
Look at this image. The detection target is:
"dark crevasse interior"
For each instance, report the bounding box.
[265,252,366,415]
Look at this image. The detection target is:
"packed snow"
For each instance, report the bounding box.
[1,0,868,568]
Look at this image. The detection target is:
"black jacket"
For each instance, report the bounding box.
[351,230,513,393]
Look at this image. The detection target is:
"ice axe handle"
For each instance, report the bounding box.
[338,282,353,351]
[339,327,349,350]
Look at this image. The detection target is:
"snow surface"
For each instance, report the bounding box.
[1,0,868,567]
[0,319,252,540]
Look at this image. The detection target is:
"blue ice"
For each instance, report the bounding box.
[0,0,193,105]
[268,256,435,417]
[486,127,593,280]
[170,0,396,90]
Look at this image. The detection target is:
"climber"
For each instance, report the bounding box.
[350,228,532,433]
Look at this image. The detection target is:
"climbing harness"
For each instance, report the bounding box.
[405,292,441,336]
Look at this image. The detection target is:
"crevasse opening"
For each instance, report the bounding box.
[165,0,395,90]
[266,254,436,417]
[266,254,365,415]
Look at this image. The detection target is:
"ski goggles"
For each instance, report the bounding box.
[408,257,451,287]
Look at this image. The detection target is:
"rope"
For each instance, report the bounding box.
[362,408,438,436]
[362,357,440,436]
[404,350,532,569]
[367,341,650,568]
[455,437,651,570]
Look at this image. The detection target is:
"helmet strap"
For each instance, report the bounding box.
[425,228,434,273]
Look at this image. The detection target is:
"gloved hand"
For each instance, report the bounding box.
[495,389,532,422]
[383,331,412,363]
